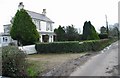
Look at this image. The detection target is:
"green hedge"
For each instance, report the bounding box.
[35,41,80,53]
[35,39,113,53]
[98,34,108,39]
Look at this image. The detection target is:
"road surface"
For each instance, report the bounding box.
[70,41,118,76]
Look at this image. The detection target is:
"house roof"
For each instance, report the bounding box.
[27,10,54,23]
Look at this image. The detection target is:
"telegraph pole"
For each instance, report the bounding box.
[105,15,109,36]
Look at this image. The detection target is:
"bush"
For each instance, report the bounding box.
[9,42,16,46]
[82,39,109,51]
[2,46,28,77]
[98,34,108,39]
[35,39,111,53]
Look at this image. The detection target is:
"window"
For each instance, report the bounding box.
[46,23,50,31]
[3,37,8,42]
[41,21,46,31]
[36,20,39,29]
[39,21,41,30]
[50,23,52,31]
[0,38,2,44]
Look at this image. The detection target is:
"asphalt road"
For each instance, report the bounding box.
[70,41,118,76]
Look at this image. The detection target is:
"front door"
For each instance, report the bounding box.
[42,35,49,42]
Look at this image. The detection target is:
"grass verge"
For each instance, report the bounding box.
[27,53,87,75]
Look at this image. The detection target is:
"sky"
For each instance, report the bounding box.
[0,0,119,33]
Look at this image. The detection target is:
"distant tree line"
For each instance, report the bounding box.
[54,24,81,41]
[54,21,100,41]
[99,23,120,39]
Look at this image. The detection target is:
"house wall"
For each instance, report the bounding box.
[0,35,17,47]
[49,35,54,42]
[40,21,46,31]
[2,11,54,44]
[4,24,11,34]
[0,36,11,46]
[0,37,1,44]
[32,18,54,43]
[32,18,53,32]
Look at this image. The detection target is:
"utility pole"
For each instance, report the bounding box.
[105,15,109,36]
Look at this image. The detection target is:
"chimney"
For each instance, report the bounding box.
[42,9,46,16]
[18,2,24,10]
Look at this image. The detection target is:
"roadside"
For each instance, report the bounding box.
[70,41,118,76]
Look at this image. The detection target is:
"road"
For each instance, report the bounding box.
[70,41,118,76]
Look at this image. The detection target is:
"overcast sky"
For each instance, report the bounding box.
[0,0,119,33]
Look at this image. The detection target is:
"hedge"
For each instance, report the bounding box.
[98,34,108,39]
[35,41,80,53]
[35,39,113,54]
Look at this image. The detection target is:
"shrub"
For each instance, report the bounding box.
[98,34,108,39]
[35,39,111,53]
[9,42,16,46]
[2,46,28,77]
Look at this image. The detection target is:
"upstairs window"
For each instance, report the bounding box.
[39,21,41,30]
[50,23,52,31]
[46,23,50,31]
[41,21,46,31]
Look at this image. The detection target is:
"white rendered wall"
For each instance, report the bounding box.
[41,21,46,31]
[49,35,53,42]
[19,45,37,54]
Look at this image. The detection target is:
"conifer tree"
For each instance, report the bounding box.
[82,21,99,40]
[54,25,66,41]
[10,9,40,45]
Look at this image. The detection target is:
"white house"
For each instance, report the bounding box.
[0,2,55,47]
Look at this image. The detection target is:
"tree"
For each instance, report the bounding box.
[65,25,80,41]
[10,9,40,46]
[109,23,120,39]
[82,21,99,40]
[100,26,107,34]
[54,25,66,41]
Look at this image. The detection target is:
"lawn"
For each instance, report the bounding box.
[26,53,87,75]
